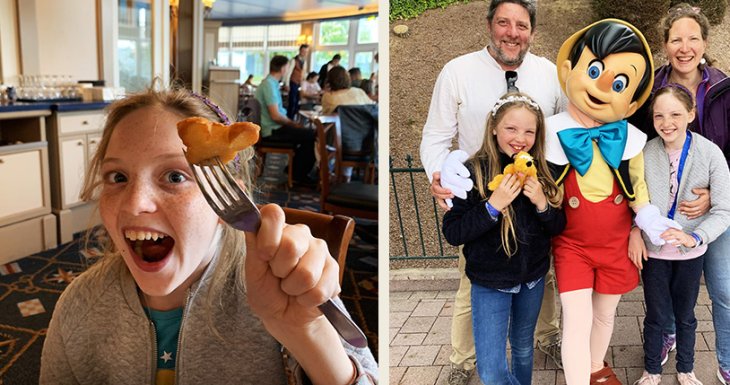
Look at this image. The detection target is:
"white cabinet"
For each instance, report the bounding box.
[60,136,86,207]
[48,109,105,244]
[0,149,45,218]
[58,131,101,208]
[0,110,57,264]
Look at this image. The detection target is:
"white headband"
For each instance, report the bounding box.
[491,95,541,117]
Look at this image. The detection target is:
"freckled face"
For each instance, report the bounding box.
[562,48,646,123]
[652,93,694,148]
[494,106,537,156]
[98,106,220,300]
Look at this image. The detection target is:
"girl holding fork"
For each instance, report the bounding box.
[39,85,377,385]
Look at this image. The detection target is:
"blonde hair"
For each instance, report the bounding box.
[79,82,254,329]
[470,92,562,256]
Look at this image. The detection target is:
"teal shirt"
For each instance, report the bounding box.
[146,307,183,385]
[255,75,287,137]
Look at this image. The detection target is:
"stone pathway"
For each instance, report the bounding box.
[389,268,719,385]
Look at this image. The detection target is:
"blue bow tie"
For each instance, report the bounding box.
[557,120,628,176]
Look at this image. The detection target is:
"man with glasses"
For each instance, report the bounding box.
[419,0,566,383]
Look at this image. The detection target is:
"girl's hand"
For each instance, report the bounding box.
[678,188,710,219]
[488,173,521,211]
[244,204,340,331]
[245,204,358,385]
[522,176,548,211]
[628,227,648,269]
[660,227,697,248]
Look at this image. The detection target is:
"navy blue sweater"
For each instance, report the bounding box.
[442,155,566,289]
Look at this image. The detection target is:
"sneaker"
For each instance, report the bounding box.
[718,368,730,385]
[447,364,473,385]
[661,333,677,366]
[537,339,563,369]
[677,372,703,385]
[633,371,662,385]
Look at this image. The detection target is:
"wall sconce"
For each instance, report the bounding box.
[296,34,313,45]
[202,0,215,17]
[169,0,179,6]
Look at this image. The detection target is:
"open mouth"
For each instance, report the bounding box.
[125,230,175,263]
[588,93,606,105]
[510,145,525,154]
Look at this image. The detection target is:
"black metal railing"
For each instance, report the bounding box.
[389,155,458,260]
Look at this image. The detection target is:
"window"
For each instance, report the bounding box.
[354,52,374,78]
[217,24,301,83]
[214,17,378,86]
[118,0,152,93]
[357,16,378,44]
[313,51,349,73]
[318,20,350,46]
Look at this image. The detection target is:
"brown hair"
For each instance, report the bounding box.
[470,92,562,256]
[326,66,351,91]
[650,83,695,114]
[80,83,253,330]
[660,3,713,66]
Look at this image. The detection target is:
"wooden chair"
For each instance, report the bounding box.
[336,105,378,184]
[282,207,355,285]
[242,97,295,188]
[314,118,378,220]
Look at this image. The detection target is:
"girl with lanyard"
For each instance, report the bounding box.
[630,84,730,385]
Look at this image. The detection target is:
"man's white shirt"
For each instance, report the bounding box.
[420,47,567,180]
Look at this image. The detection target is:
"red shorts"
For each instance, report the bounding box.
[552,170,639,294]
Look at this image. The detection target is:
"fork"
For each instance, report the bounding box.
[188,156,369,348]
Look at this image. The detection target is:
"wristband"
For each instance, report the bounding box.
[485,202,501,219]
[690,232,703,248]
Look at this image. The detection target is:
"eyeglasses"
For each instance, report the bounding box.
[505,71,519,93]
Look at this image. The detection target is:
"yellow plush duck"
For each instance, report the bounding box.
[487,151,537,191]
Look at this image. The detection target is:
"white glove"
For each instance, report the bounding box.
[440,150,474,208]
[634,204,682,246]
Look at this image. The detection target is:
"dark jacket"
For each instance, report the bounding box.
[318,62,331,88]
[629,64,730,168]
[442,154,566,289]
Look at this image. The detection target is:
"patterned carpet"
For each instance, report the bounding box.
[0,154,378,384]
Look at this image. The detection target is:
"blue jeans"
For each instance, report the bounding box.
[664,229,730,370]
[471,280,544,385]
[643,256,704,374]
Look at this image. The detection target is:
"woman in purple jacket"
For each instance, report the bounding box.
[630,4,730,383]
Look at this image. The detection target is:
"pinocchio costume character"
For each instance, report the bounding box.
[545,20,681,385]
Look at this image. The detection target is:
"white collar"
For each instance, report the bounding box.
[545,112,647,165]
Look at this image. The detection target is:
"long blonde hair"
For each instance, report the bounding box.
[79,82,254,321]
[470,92,563,256]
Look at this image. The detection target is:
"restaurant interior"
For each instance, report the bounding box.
[0,0,379,382]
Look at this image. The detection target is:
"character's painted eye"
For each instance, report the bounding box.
[587,60,604,79]
[612,75,628,93]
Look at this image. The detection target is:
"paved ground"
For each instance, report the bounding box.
[389,268,720,385]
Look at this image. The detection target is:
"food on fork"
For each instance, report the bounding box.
[177,116,260,164]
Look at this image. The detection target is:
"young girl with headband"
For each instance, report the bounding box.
[39,85,377,385]
[631,84,730,385]
[442,92,565,384]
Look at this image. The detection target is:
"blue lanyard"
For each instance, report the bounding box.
[667,131,692,219]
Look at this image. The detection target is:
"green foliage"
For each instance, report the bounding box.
[320,20,350,45]
[390,0,473,20]
[591,0,671,53]
[670,0,727,25]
